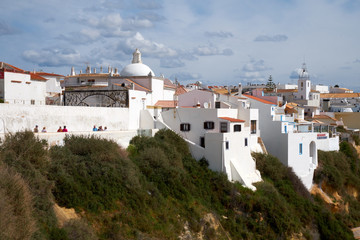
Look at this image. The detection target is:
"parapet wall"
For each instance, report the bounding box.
[0,104,130,133]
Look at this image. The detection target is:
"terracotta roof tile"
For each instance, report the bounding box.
[175,85,187,95]
[277,89,298,93]
[320,93,360,99]
[30,73,47,81]
[36,72,64,77]
[243,94,275,105]
[155,100,177,108]
[219,117,245,122]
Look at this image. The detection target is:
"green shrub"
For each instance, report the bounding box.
[49,135,144,212]
[0,165,36,240]
[0,131,57,238]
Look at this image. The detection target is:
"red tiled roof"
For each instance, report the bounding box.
[30,73,47,81]
[219,117,245,123]
[175,85,187,95]
[0,62,25,72]
[36,72,64,77]
[243,94,275,105]
[312,115,337,121]
[155,100,177,108]
[277,89,297,93]
[164,78,176,89]
[123,78,151,92]
[320,93,360,99]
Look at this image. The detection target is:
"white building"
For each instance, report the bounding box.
[0,62,47,105]
[245,94,339,189]
[63,49,176,108]
[159,107,262,190]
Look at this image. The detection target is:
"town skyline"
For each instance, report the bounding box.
[1,0,359,91]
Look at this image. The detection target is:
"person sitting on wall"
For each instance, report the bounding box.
[62,126,68,132]
[41,127,47,133]
[98,126,103,131]
[34,125,39,133]
[93,125,98,131]
[104,126,107,131]
[57,126,62,132]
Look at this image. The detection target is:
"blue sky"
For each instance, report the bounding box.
[1,0,360,90]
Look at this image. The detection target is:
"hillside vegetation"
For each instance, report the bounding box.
[0,130,358,239]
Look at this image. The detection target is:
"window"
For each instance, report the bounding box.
[299,143,303,155]
[180,123,191,132]
[31,99,35,105]
[220,122,228,133]
[245,138,248,147]
[301,82,303,87]
[234,124,242,132]
[225,141,229,149]
[204,121,215,130]
[215,101,221,108]
[251,120,257,134]
[200,137,205,148]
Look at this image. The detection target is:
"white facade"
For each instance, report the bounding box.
[0,70,47,105]
[246,95,339,190]
[159,107,261,190]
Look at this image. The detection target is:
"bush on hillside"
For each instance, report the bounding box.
[0,131,58,238]
[49,135,145,212]
[0,165,36,240]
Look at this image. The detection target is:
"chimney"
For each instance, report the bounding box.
[71,66,75,76]
[86,65,91,74]
[93,67,96,73]
[238,83,242,96]
[108,66,111,73]
[114,68,118,74]
[80,70,82,74]
[100,66,103,73]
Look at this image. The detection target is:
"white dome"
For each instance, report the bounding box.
[120,63,155,77]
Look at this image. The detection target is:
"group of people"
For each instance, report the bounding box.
[33,125,68,133]
[93,125,107,131]
[57,126,68,132]
[33,125,47,133]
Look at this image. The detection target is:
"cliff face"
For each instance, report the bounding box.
[0,131,358,239]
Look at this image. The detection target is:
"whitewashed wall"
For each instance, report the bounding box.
[4,72,47,105]
[0,104,130,133]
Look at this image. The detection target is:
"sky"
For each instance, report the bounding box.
[1,0,360,91]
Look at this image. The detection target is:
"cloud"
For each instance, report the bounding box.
[355,59,360,63]
[289,68,302,79]
[193,45,233,56]
[118,32,177,58]
[58,29,101,44]
[204,31,233,38]
[254,34,288,42]
[0,20,17,36]
[170,72,202,82]
[138,12,166,22]
[236,59,272,82]
[22,48,84,67]
[242,59,272,72]
[160,58,185,68]
[134,0,163,9]
[74,13,152,38]
[43,17,55,23]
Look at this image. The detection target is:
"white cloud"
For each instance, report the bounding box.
[119,32,177,58]
[254,34,288,42]
[193,45,233,56]
[242,59,271,72]
[0,20,17,36]
[204,31,233,38]
[170,71,201,82]
[160,58,185,68]
[22,48,84,67]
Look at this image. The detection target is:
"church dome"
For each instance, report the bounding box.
[120,49,155,77]
[120,63,155,77]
